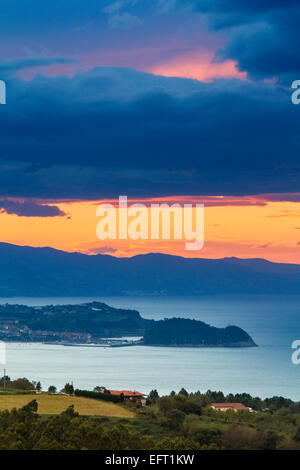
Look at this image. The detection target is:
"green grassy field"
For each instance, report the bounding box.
[0,394,134,417]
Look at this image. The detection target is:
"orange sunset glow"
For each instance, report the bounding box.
[1,195,300,264]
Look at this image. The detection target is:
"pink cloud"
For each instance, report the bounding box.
[147,49,247,82]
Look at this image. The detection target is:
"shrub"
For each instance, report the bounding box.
[75,389,121,403]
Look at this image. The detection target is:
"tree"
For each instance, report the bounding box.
[61,405,79,419]
[24,399,38,413]
[148,389,159,401]
[63,383,74,395]
[36,381,42,391]
[181,401,202,415]
[48,385,57,394]
[11,377,34,390]
[157,396,174,415]
[94,386,109,393]
[0,375,10,387]
[179,388,188,397]
[165,410,185,430]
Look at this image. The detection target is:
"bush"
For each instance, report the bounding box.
[157,396,174,415]
[164,410,185,430]
[181,401,202,416]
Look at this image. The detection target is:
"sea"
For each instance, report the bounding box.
[0,295,300,401]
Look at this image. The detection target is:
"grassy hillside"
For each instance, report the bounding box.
[0,394,134,418]
[0,389,299,449]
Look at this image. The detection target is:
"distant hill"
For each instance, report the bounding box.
[0,242,300,296]
[143,318,256,347]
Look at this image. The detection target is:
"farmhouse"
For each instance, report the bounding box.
[102,389,146,404]
[211,403,251,412]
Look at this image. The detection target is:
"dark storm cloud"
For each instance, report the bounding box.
[0,1,298,81]
[0,0,149,33]
[0,58,76,78]
[187,0,300,80]
[0,200,66,217]
[0,66,298,199]
[0,0,109,31]
[187,0,298,16]
[215,10,300,80]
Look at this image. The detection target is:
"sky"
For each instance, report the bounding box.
[0,0,300,263]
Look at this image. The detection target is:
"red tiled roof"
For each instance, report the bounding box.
[101,390,145,397]
[211,403,249,410]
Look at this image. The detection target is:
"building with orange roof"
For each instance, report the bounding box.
[100,389,146,404]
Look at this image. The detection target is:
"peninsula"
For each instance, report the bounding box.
[143,318,256,347]
[0,302,256,347]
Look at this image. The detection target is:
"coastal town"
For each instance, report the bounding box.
[0,302,145,345]
[0,319,141,346]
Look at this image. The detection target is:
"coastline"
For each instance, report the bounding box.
[0,339,258,348]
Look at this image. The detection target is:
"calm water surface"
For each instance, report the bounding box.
[0,295,299,400]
